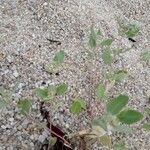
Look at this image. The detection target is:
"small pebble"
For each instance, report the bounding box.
[32,104,37,109]
[30,142,34,147]
[43,2,48,6]
[13,71,19,77]
[4,70,9,74]
[8,118,14,122]
[22,119,29,128]
[7,56,13,63]
[38,135,46,143]
[18,83,24,89]
[1,125,6,129]
[65,123,69,128]
[30,135,34,140]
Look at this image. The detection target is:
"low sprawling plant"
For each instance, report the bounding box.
[117,19,140,39]
[0,22,149,149]
[69,26,144,149]
[69,25,146,149]
[34,25,145,149]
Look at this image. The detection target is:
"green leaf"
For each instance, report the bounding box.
[117,109,143,124]
[35,85,56,101]
[49,137,57,146]
[53,50,65,65]
[35,88,48,99]
[78,99,86,109]
[101,39,113,46]
[97,29,102,35]
[70,101,81,114]
[113,124,133,134]
[99,135,112,148]
[141,51,150,62]
[112,70,128,82]
[92,114,114,131]
[17,99,31,116]
[92,118,107,130]
[107,70,128,82]
[125,24,139,38]
[117,19,139,38]
[96,83,105,99]
[89,27,97,48]
[113,141,127,150]
[102,48,113,64]
[143,123,150,131]
[47,85,56,99]
[107,95,129,115]
[70,98,86,114]
[56,83,68,95]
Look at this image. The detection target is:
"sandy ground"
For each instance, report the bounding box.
[0,0,150,149]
